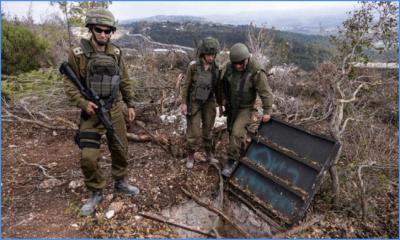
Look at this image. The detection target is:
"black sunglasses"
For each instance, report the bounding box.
[93,26,112,34]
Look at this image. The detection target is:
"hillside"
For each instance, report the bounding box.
[122,15,208,24]
[2,2,398,238]
[122,21,333,70]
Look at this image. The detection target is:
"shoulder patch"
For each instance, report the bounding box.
[73,47,83,56]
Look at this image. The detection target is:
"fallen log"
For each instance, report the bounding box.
[126,132,152,142]
[135,123,170,153]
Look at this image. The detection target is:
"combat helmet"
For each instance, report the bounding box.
[85,8,117,30]
[229,43,250,62]
[198,37,220,56]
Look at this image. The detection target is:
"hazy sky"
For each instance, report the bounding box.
[2,1,358,22]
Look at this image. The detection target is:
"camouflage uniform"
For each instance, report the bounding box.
[64,38,135,191]
[180,37,220,168]
[181,59,219,153]
[219,58,273,161]
[63,7,140,217]
[217,43,273,177]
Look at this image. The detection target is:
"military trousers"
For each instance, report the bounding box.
[227,108,258,161]
[186,100,217,153]
[78,102,129,191]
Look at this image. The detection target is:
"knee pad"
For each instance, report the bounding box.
[75,131,101,149]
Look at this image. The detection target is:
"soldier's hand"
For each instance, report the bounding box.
[262,114,271,122]
[128,108,135,122]
[180,104,187,115]
[85,101,98,116]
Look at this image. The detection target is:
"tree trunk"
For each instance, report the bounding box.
[64,4,72,48]
[329,145,342,205]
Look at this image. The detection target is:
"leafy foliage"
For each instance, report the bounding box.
[2,20,51,75]
[52,1,112,27]
[35,17,71,65]
[330,1,398,64]
[2,68,61,98]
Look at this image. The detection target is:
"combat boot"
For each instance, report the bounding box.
[206,151,219,165]
[80,191,103,216]
[185,153,195,169]
[115,179,140,196]
[222,159,239,177]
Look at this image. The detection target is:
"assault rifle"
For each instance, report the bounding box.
[59,62,125,150]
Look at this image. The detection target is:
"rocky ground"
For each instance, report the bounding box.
[2,115,398,238]
[1,67,398,238]
[1,115,223,238]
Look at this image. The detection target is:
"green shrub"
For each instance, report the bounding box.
[2,20,51,75]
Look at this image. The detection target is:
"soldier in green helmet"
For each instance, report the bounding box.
[180,37,221,168]
[217,43,273,177]
[63,8,139,216]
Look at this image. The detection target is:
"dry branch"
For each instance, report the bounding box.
[209,162,223,238]
[126,132,152,142]
[228,188,281,234]
[3,109,76,131]
[357,161,398,220]
[19,158,56,179]
[181,186,252,238]
[138,211,216,238]
[135,123,170,153]
[272,215,323,238]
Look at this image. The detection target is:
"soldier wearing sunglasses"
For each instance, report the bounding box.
[217,43,273,177]
[63,8,139,216]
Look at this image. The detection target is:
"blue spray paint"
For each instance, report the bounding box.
[235,163,295,215]
[248,144,301,186]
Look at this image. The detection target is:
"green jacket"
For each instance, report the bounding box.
[218,58,273,114]
[180,58,219,104]
[63,38,135,110]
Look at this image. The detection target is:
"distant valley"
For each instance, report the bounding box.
[119,19,333,70]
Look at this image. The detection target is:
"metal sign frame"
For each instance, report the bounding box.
[228,117,340,225]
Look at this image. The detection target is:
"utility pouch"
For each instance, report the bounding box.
[193,73,212,101]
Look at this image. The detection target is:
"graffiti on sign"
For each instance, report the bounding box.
[229,118,340,225]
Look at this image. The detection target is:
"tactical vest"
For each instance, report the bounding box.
[191,60,219,102]
[224,59,265,109]
[75,39,121,101]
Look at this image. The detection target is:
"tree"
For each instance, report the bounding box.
[246,23,273,67]
[323,1,398,204]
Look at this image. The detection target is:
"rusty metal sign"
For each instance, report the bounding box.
[228,118,340,225]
